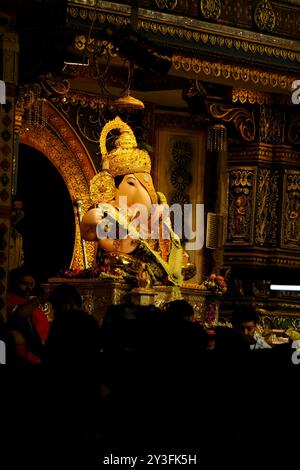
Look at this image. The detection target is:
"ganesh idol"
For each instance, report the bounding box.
[80,116,194,286]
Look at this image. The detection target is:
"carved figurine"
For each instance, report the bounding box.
[288,196,299,239]
[234,194,246,236]
[80,116,189,286]
[137,263,151,289]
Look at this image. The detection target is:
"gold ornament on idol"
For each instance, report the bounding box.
[99,116,151,177]
[89,171,116,205]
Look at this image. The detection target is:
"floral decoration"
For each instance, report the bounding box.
[60,265,134,282]
[199,273,227,297]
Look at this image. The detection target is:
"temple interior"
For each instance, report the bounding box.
[1,0,300,465]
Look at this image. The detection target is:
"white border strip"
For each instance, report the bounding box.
[270,284,300,291]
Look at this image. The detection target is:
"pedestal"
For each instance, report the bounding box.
[43,278,132,325]
[131,288,156,306]
[42,278,215,325]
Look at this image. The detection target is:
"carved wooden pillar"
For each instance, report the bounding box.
[0,27,19,320]
[206,123,227,274]
[223,99,300,313]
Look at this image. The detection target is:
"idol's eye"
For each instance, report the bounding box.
[127,179,135,186]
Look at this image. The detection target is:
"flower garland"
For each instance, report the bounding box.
[60,265,134,282]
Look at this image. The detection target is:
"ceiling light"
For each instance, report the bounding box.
[270,284,300,291]
[113,93,144,110]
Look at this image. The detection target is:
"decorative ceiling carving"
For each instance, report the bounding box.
[254,0,276,33]
[232,88,273,105]
[68,0,300,41]
[208,103,255,142]
[200,0,222,20]
[155,0,177,10]
[67,2,300,74]
[171,55,296,94]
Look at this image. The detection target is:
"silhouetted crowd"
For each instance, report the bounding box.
[1,268,299,467]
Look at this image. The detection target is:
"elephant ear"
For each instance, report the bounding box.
[90,171,116,204]
[157,191,168,205]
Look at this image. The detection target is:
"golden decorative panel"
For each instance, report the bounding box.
[172,55,297,93]
[75,35,118,58]
[67,6,300,66]
[259,105,284,145]
[229,144,300,165]
[208,103,255,142]
[19,101,97,270]
[281,170,300,250]
[168,138,193,205]
[254,0,276,32]
[155,124,205,281]
[155,0,177,10]
[226,167,257,245]
[255,168,279,248]
[232,88,273,105]
[200,0,221,20]
[224,253,300,269]
[273,147,300,164]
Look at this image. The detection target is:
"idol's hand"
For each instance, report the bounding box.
[80,207,111,241]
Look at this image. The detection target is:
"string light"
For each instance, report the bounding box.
[207,124,227,151]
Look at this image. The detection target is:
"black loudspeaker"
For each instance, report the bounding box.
[206,212,224,249]
[102,24,173,75]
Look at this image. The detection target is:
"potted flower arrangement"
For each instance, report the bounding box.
[200,273,227,297]
[197,273,228,325]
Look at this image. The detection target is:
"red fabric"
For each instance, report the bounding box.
[15,343,41,364]
[7,292,27,315]
[32,306,50,343]
[7,292,50,343]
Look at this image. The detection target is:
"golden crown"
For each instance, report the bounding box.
[99,116,151,177]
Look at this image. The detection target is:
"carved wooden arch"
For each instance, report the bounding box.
[19,100,96,270]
